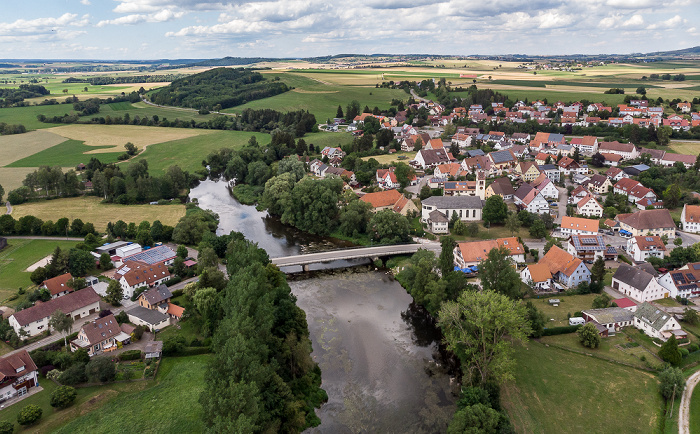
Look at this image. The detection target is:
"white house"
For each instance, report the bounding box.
[9,287,101,337]
[421,196,483,223]
[454,237,525,268]
[539,246,591,288]
[612,263,668,303]
[633,302,683,340]
[576,194,603,218]
[513,184,549,214]
[520,263,553,292]
[0,350,39,402]
[681,204,700,233]
[115,261,171,300]
[560,216,599,236]
[532,176,559,200]
[125,306,170,332]
[627,236,667,262]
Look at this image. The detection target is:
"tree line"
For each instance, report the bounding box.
[62,74,184,85]
[0,84,50,107]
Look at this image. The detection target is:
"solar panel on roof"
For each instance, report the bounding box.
[687,273,696,281]
[645,237,654,242]
[693,264,700,270]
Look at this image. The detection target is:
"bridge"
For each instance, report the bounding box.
[270,243,440,271]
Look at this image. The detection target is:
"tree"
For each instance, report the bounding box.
[659,366,685,401]
[99,253,113,270]
[176,245,188,259]
[482,195,508,224]
[277,157,305,181]
[479,246,522,299]
[367,210,410,243]
[664,184,681,209]
[124,142,138,156]
[657,126,672,146]
[85,357,116,383]
[0,421,13,434]
[577,323,600,348]
[659,335,682,366]
[447,404,500,434]
[675,237,683,246]
[68,248,94,276]
[59,363,87,385]
[505,212,521,235]
[683,308,700,325]
[466,223,479,237]
[636,86,647,95]
[105,280,123,305]
[591,152,605,167]
[438,290,531,385]
[336,105,344,118]
[338,199,372,237]
[50,385,77,409]
[591,257,606,284]
[591,293,611,308]
[529,218,547,238]
[543,238,561,254]
[439,236,457,277]
[17,404,42,426]
[525,301,546,338]
[0,183,4,203]
[419,184,432,200]
[48,310,73,347]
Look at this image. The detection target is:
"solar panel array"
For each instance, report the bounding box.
[645,237,654,242]
[571,235,605,251]
[123,245,176,265]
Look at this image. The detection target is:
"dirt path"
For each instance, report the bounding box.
[679,370,700,433]
[5,201,10,215]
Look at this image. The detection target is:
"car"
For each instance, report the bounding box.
[551,203,558,207]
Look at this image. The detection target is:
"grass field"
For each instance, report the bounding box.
[11,196,186,232]
[531,293,599,327]
[0,130,67,166]
[0,104,73,130]
[502,341,663,434]
[360,151,415,165]
[0,239,78,300]
[691,385,700,434]
[54,355,210,433]
[0,167,50,191]
[669,142,700,155]
[6,139,123,167]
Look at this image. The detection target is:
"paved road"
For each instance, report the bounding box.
[409,89,431,103]
[554,185,568,225]
[679,370,700,434]
[5,202,10,215]
[271,244,437,267]
[3,236,84,241]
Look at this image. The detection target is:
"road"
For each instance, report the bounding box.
[409,88,431,103]
[3,235,84,241]
[4,202,10,215]
[554,185,568,225]
[270,244,439,267]
[679,370,700,434]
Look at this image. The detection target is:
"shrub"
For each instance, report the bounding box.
[162,336,186,356]
[0,421,13,434]
[47,369,63,381]
[115,311,129,324]
[59,363,86,385]
[40,364,56,377]
[577,323,601,349]
[17,404,42,426]
[680,348,690,358]
[50,385,77,409]
[689,343,699,352]
[118,350,142,361]
[133,325,146,341]
[86,357,116,383]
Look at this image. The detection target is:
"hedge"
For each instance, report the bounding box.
[118,350,142,361]
[542,325,582,336]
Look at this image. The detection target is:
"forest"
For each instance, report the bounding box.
[150,67,290,110]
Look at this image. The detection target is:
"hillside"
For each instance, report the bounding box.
[185,57,285,67]
[150,67,289,110]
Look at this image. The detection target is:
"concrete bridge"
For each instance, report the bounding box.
[270,243,439,271]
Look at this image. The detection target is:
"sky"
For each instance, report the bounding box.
[0,0,699,60]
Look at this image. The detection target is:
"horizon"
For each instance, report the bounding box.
[2,0,699,60]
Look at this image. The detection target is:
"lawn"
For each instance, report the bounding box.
[6,139,123,168]
[0,239,78,301]
[450,224,533,243]
[530,293,600,327]
[670,142,700,155]
[360,151,416,165]
[53,354,211,434]
[502,341,663,434]
[11,196,186,232]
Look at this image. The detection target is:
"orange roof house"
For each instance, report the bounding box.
[359,190,417,216]
[41,273,75,299]
[453,237,525,268]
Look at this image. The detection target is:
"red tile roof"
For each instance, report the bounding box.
[42,273,74,296]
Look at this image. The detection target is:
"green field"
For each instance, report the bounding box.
[691,384,700,434]
[92,101,220,124]
[531,293,600,327]
[0,239,78,301]
[7,139,123,167]
[54,355,210,433]
[502,341,663,433]
[0,104,72,130]
[225,72,407,122]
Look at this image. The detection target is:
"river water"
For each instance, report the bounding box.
[189,180,456,432]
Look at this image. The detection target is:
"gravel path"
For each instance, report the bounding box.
[679,370,700,434]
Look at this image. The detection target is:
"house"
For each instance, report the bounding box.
[678,102,692,113]
[138,284,172,310]
[613,178,657,204]
[598,141,638,160]
[539,246,591,288]
[487,150,517,174]
[144,341,163,359]
[659,153,696,169]
[530,174,558,200]
[115,243,141,258]
[576,194,604,218]
[122,245,177,266]
[557,157,584,175]
[434,163,465,179]
[413,149,455,169]
[516,162,542,182]
[614,297,637,312]
[125,306,170,332]
[425,138,445,150]
[573,136,599,153]
[567,234,606,262]
[40,273,74,299]
[444,180,486,199]
[681,204,700,233]
[376,168,400,189]
[617,209,676,239]
[604,167,627,182]
[115,261,171,300]
[426,210,449,234]
[485,177,515,200]
[633,302,683,340]
[639,147,666,165]
[520,263,553,292]
[537,164,561,182]
[421,196,483,222]
[70,314,130,356]
[0,350,38,403]
[627,236,666,262]
[9,287,101,337]
[560,216,599,236]
[581,307,634,333]
[321,146,346,159]
[513,184,549,214]
[601,153,622,166]
[360,189,418,216]
[623,164,651,177]
[612,263,667,302]
[658,263,700,299]
[535,153,550,166]
[453,237,525,268]
[568,185,591,205]
[585,174,612,195]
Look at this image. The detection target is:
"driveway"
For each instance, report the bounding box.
[405,176,428,196]
[553,186,568,224]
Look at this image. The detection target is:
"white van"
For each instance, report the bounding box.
[569,317,585,326]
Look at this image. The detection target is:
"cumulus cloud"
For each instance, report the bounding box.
[97,9,184,26]
[622,14,644,26]
[647,14,685,29]
[0,13,89,36]
[81,0,91,5]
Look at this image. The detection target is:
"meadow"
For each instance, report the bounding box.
[502,341,663,434]
[0,130,67,166]
[6,139,123,167]
[691,386,700,434]
[0,239,78,300]
[11,196,186,231]
[531,293,600,327]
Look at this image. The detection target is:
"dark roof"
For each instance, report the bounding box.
[514,183,535,201]
[0,350,37,382]
[538,164,558,171]
[11,287,101,326]
[418,149,452,165]
[123,245,176,265]
[619,209,675,230]
[144,340,163,354]
[422,195,483,210]
[140,284,172,306]
[582,307,634,325]
[126,306,170,325]
[612,263,654,290]
[466,149,485,157]
[81,314,120,345]
[489,178,515,196]
[489,150,516,164]
[634,302,676,331]
[428,210,449,223]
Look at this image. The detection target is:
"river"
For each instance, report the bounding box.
[189,180,456,432]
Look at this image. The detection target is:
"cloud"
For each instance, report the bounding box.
[646,14,684,29]
[97,9,184,26]
[0,13,89,36]
[81,0,91,5]
[622,14,644,26]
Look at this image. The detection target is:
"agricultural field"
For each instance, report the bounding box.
[0,130,67,166]
[53,355,210,434]
[6,140,123,167]
[0,239,78,300]
[11,196,186,232]
[502,341,663,434]
[669,141,700,155]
